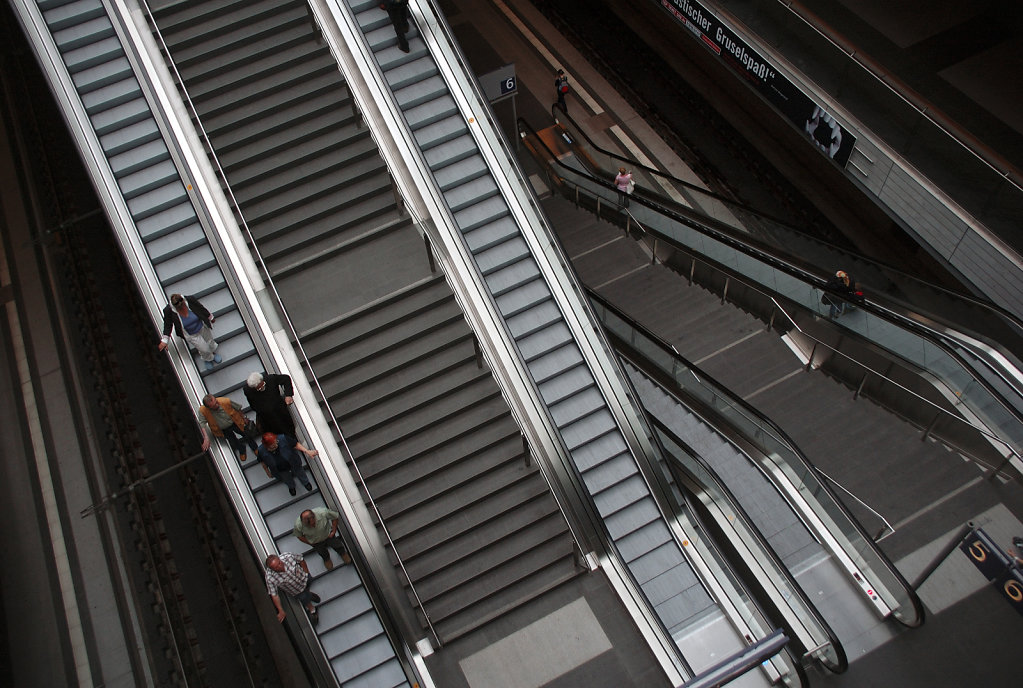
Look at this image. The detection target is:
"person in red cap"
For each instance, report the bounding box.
[256,432,318,496]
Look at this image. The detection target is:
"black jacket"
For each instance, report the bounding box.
[244,372,297,436]
[822,274,861,306]
[161,295,213,339]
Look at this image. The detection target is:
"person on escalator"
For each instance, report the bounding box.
[198,394,257,463]
[245,371,298,438]
[381,0,411,53]
[158,293,221,370]
[293,508,351,571]
[614,167,633,208]
[822,270,856,319]
[265,552,319,624]
[257,432,317,497]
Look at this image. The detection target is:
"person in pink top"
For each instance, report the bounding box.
[614,167,633,208]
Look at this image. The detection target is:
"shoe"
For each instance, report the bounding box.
[308,607,318,623]
[303,482,313,492]
[238,452,247,462]
[324,559,334,571]
[341,552,352,565]
[310,592,321,603]
[288,486,297,496]
[213,353,222,364]
[399,44,410,53]
[204,360,215,371]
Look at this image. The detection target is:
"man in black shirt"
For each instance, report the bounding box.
[244,371,297,438]
[382,0,410,53]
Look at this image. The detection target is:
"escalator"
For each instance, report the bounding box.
[17,0,827,684]
[149,0,584,648]
[588,289,924,655]
[522,111,1023,480]
[13,0,418,685]
[144,0,807,683]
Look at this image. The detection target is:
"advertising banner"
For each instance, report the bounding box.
[660,0,856,167]
[959,526,1023,616]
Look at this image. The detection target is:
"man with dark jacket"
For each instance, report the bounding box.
[245,371,297,438]
[257,433,317,497]
[822,270,857,319]
[158,293,221,370]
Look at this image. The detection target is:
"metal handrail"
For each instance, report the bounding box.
[765,298,1019,476]
[589,288,925,628]
[816,467,895,542]
[647,415,847,673]
[770,0,1023,191]
[137,0,441,647]
[555,108,1023,421]
[320,0,609,616]
[553,105,1023,340]
[519,116,1023,478]
[618,177,1022,473]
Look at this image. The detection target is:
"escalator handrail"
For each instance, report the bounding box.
[519,116,1023,464]
[551,105,1023,340]
[561,112,1023,400]
[685,629,793,688]
[138,0,441,659]
[646,412,849,674]
[589,287,926,628]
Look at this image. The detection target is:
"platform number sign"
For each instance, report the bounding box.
[501,75,517,96]
[959,527,1023,616]
[480,64,517,104]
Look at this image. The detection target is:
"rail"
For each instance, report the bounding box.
[519,115,1023,481]
[552,105,1023,359]
[766,0,1023,235]
[136,0,442,649]
[653,415,847,673]
[590,288,924,628]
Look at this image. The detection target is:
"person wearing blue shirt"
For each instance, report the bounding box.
[257,432,317,496]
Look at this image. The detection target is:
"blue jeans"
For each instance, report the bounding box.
[293,582,313,608]
[266,457,310,490]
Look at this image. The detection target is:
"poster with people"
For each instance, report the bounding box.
[660,0,857,167]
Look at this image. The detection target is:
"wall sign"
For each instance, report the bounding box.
[659,0,857,167]
[959,526,1023,616]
